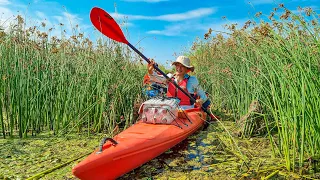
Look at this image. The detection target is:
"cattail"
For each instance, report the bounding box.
[17,15,24,25]
[255,12,262,17]
[305,7,313,16]
[280,10,291,20]
[78,33,83,38]
[311,20,317,26]
[269,12,275,20]
[51,48,58,53]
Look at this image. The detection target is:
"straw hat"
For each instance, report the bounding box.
[172,56,195,72]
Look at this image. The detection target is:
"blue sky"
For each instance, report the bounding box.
[0,0,319,66]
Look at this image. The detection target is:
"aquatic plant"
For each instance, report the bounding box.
[191,5,320,171]
[0,15,146,138]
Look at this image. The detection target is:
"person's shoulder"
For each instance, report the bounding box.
[187,75,198,80]
[187,75,199,83]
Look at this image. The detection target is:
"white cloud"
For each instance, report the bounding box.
[46,12,88,37]
[121,0,168,2]
[35,11,46,20]
[0,0,10,5]
[147,19,247,37]
[111,7,217,22]
[62,12,83,28]
[53,15,63,22]
[0,7,14,29]
[247,0,277,5]
[120,22,134,27]
[147,23,186,36]
[0,1,90,38]
[158,8,216,21]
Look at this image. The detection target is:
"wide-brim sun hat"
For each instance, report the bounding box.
[172,56,195,72]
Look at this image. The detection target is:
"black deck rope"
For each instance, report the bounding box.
[96,137,118,154]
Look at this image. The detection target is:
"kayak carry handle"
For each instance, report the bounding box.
[96,137,118,154]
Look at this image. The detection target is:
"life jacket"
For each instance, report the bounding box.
[167,75,192,105]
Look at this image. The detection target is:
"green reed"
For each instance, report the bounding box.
[0,16,145,138]
[191,6,320,171]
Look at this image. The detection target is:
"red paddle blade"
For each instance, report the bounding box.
[90,7,128,44]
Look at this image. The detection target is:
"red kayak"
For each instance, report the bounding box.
[73,7,215,179]
[72,99,206,180]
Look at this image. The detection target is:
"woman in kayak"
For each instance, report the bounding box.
[147,55,208,109]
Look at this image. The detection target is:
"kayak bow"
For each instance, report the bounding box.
[72,107,206,179]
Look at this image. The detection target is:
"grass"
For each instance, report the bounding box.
[0,15,146,138]
[191,5,320,172]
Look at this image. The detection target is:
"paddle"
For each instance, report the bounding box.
[90,7,219,121]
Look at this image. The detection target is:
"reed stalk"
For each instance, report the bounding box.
[191,6,320,171]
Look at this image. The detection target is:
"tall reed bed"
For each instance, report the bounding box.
[191,5,320,171]
[0,16,145,138]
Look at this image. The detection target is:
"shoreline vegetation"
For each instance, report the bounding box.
[1,4,320,179]
[191,4,320,174]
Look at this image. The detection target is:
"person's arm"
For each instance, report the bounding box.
[187,77,208,104]
[147,60,168,84]
[148,71,167,84]
[196,88,208,105]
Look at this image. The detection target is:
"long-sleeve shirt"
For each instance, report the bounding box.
[148,72,208,102]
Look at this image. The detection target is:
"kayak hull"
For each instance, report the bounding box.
[72,108,206,180]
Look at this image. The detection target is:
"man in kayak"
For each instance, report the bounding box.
[147,55,208,110]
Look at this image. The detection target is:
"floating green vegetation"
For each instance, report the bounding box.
[1,121,319,179]
[0,133,101,179]
[120,121,320,179]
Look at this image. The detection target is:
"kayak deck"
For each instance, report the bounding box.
[72,108,206,180]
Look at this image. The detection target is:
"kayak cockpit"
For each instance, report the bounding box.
[137,97,203,129]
